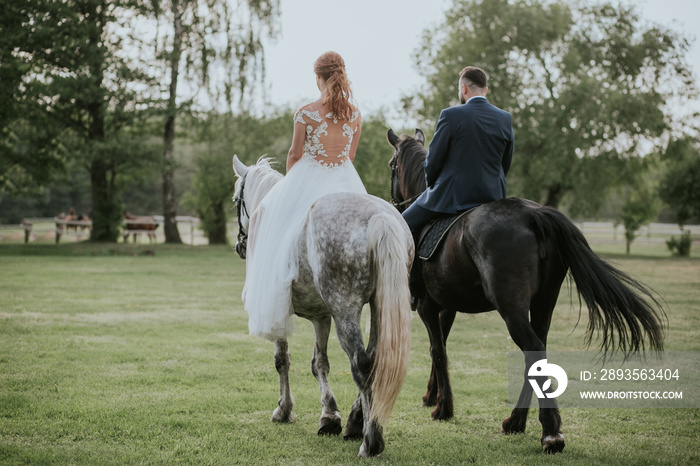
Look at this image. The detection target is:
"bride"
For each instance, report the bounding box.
[243,51,367,340]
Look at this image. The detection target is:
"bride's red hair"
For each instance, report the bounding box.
[314,51,354,120]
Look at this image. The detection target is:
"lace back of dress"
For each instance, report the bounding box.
[295,106,360,167]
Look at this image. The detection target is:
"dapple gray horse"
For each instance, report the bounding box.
[232,156,413,457]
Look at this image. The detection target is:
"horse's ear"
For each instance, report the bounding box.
[414,128,425,145]
[387,129,400,147]
[232,155,249,178]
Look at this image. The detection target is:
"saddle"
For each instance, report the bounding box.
[417,209,473,261]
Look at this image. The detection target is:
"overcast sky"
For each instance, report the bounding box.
[261,0,700,127]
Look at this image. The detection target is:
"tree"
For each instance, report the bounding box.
[411,0,695,215]
[354,113,397,200]
[659,138,700,228]
[619,186,658,255]
[3,0,159,241]
[0,1,65,194]
[186,150,232,244]
[183,111,290,244]
[148,0,279,243]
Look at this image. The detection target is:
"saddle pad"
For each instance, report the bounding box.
[418,210,472,261]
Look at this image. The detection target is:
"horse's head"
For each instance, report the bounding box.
[386,128,427,212]
[232,155,282,259]
[233,155,252,259]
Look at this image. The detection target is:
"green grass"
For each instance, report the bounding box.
[1,242,699,464]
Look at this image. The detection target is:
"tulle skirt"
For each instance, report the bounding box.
[242,155,367,340]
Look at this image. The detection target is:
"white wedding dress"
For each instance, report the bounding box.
[242,104,367,340]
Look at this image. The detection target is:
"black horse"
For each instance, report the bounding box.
[387,128,665,453]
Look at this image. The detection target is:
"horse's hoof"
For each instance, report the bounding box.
[271,406,294,423]
[541,433,565,454]
[318,412,342,436]
[357,437,384,457]
[357,443,369,458]
[343,424,363,440]
[501,416,526,434]
[343,408,364,440]
[422,393,437,407]
[430,403,453,421]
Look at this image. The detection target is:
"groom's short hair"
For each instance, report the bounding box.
[459,66,488,90]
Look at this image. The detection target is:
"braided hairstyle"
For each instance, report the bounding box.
[314,51,354,120]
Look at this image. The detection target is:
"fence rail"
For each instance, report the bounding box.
[0,216,203,245]
[574,222,699,244]
[1,218,698,247]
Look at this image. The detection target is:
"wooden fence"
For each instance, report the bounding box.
[574,222,699,244]
[0,216,203,245]
[1,218,697,247]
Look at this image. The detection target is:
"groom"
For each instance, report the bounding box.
[402,66,514,244]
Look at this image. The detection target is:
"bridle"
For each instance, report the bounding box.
[389,151,421,212]
[233,172,249,259]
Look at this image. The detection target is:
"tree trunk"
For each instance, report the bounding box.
[544,183,565,208]
[207,201,228,245]
[162,0,184,244]
[162,131,182,243]
[86,3,119,242]
[90,159,120,242]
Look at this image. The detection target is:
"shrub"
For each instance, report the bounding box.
[666,231,692,257]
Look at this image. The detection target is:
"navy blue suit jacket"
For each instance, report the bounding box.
[414,97,514,214]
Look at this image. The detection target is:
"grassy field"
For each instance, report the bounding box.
[1,242,699,465]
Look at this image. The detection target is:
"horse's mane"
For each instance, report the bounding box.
[398,137,428,195]
[236,157,283,212]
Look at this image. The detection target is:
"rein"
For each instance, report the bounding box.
[390,154,424,211]
[392,193,421,208]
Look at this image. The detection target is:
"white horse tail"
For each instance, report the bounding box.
[366,211,412,426]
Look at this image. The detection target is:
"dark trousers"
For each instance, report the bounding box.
[402,203,445,247]
[402,203,444,300]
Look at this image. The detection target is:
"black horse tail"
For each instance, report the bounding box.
[531,206,666,354]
